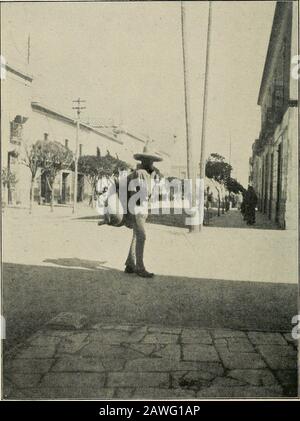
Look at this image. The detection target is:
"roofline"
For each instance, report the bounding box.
[31,102,123,144]
[157,150,171,158]
[119,129,170,157]
[257,2,292,105]
[5,64,33,82]
[118,129,146,144]
[87,125,169,157]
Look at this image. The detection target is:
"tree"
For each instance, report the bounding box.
[225,177,245,194]
[38,140,74,211]
[77,153,130,207]
[21,141,45,213]
[1,167,17,207]
[205,153,232,182]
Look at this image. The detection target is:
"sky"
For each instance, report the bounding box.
[1,1,276,185]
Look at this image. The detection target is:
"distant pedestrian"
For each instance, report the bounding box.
[244,186,258,225]
[225,195,230,212]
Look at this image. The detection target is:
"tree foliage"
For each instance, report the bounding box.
[225,177,245,194]
[205,153,232,182]
[38,140,74,183]
[1,167,17,188]
[20,140,73,212]
[77,154,131,191]
[38,140,73,210]
[21,140,45,180]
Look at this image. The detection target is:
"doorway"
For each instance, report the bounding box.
[61,172,70,204]
[269,153,274,219]
[40,173,51,203]
[276,144,282,222]
[77,174,84,202]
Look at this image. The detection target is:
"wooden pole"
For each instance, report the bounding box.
[72,119,79,214]
[181,1,212,232]
[180,1,199,233]
[72,98,86,213]
[199,1,212,230]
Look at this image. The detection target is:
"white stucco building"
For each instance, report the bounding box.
[1,62,170,207]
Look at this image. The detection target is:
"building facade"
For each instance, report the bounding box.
[1,62,33,206]
[1,63,170,207]
[249,1,298,229]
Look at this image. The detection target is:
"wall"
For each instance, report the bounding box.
[1,67,33,205]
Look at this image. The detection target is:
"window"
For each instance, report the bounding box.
[10,121,23,145]
[65,139,69,148]
[79,144,83,156]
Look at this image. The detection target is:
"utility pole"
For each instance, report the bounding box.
[228,128,232,166]
[181,1,212,232]
[72,98,86,213]
[199,1,212,230]
[180,1,199,233]
[27,34,30,65]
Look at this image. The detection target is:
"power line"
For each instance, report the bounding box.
[72,97,86,119]
[199,1,213,230]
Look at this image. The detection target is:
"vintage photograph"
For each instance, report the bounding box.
[1,0,299,400]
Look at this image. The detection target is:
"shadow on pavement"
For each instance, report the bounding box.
[3,261,297,351]
[44,258,107,270]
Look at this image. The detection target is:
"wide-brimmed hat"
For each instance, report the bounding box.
[133,145,163,162]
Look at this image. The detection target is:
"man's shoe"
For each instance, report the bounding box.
[125,266,136,274]
[136,269,154,278]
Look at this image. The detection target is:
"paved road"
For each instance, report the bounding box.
[3,207,297,351]
[4,318,298,399]
[206,208,279,230]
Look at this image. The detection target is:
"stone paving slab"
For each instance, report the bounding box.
[46,312,88,330]
[256,344,297,370]
[40,372,106,389]
[216,350,267,370]
[19,387,115,399]
[5,358,55,374]
[182,344,220,362]
[132,388,197,399]
[181,329,212,344]
[227,369,278,387]
[196,385,284,398]
[215,337,255,353]
[3,320,298,399]
[107,372,170,388]
[247,332,288,345]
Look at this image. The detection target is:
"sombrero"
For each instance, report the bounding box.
[133,145,163,162]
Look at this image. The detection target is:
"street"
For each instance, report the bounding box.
[3,206,297,345]
[2,206,298,398]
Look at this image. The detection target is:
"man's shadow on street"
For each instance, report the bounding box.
[44,258,108,270]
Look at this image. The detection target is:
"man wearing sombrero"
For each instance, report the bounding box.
[124,144,163,278]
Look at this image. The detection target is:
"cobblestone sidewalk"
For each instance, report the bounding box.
[3,314,298,399]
